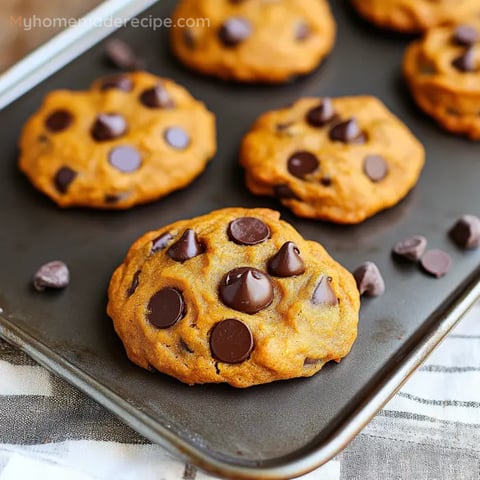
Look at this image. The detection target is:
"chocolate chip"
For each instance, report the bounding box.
[45,110,73,132]
[420,249,452,278]
[219,267,273,314]
[33,261,70,292]
[218,17,252,47]
[274,184,298,199]
[320,176,332,187]
[164,127,190,150]
[306,99,336,127]
[109,146,141,172]
[140,84,175,109]
[453,25,478,46]
[392,235,427,261]
[99,74,133,92]
[295,22,311,41]
[91,114,127,141]
[353,262,385,297]
[312,275,338,305]
[228,217,270,246]
[449,214,480,249]
[54,166,77,193]
[364,154,389,182]
[104,38,145,71]
[151,232,174,253]
[167,229,204,262]
[329,118,366,144]
[183,29,196,49]
[452,47,476,72]
[287,151,319,179]
[127,270,141,297]
[147,288,185,329]
[104,192,130,204]
[268,242,305,277]
[210,319,253,364]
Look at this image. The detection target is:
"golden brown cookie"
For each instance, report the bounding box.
[107,208,359,388]
[240,96,425,224]
[404,23,480,139]
[18,71,216,208]
[170,0,336,83]
[351,0,480,33]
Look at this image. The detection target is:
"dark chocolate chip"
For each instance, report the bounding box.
[167,229,204,262]
[453,25,478,46]
[140,84,175,109]
[449,214,480,249]
[312,275,338,305]
[127,270,141,297]
[99,74,133,92]
[218,17,252,46]
[109,146,141,172]
[353,262,385,297]
[104,38,145,71]
[295,22,311,41]
[151,232,174,253]
[364,154,389,182]
[452,47,476,72]
[45,110,73,132]
[420,249,452,278]
[306,99,336,127]
[287,151,319,179]
[91,114,127,141]
[392,235,427,261]
[320,176,332,187]
[268,242,305,277]
[33,261,70,292]
[147,288,185,329]
[219,267,273,314]
[274,183,298,199]
[164,127,190,150]
[227,217,270,246]
[54,166,77,193]
[329,118,366,144]
[210,319,253,364]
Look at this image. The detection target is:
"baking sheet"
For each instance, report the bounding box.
[0,1,480,478]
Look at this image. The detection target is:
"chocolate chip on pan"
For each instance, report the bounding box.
[104,38,145,71]
[33,261,70,292]
[353,261,385,297]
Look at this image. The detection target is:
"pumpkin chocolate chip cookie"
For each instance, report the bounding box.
[107,208,360,388]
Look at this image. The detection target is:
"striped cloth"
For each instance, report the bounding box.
[0,305,479,480]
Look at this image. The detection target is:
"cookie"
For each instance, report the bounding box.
[18,71,216,208]
[404,23,480,139]
[351,0,480,33]
[170,0,336,83]
[240,96,425,224]
[107,208,359,388]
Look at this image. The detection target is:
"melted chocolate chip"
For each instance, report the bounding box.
[219,267,273,314]
[104,38,145,71]
[287,151,319,179]
[109,146,141,172]
[147,288,185,329]
[420,249,452,278]
[228,217,270,245]
[33,261,70,292]
[99,74,133,92]
[353,262,385,297]
[306,99,336,127]
[364,154,389,182]
[453,25,478,46]
[140,84,175,109]
[268,242,305,277]
[329,118,366,144]
[274,184,298,199]
[91,114,127,141]
[54,166,77,193]
[218,17,252,46]
[449,214,480,249]
[295,22,311,41]
[151,232,174,253]
[210,319,253,364]
[127,270,141,297]
[393,235,427,261]
[452,47,476,72]
[167,229,204,262]
[312,275,338,305]
[164,127,190,150]
[45,110,73,132]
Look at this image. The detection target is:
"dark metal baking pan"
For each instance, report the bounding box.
[1,1,480,478]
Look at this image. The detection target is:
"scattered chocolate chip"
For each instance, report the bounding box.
[312,275,338,305]
[453,25,478,46]
[420,249,452,278]
[147,288,185,329]
[452,47,476,72]
[228,217,270,246]
[45,110,73,132]
[329,118,366,144]
[274,183,298,199]
[268,242,305,277]
[219,267,274,314]
[392,235,427,261]
[104,38,145,71]
[167,229,204,262]
[54,166,77,193]
[449,214,480,249]
[33,261,70,292]
[109,146,141,172]
[320,176,332,187]
[140,84,175,109]
[218,17,252,46]
[287,151,319,179]
[151,232,174,253]
[210,319,253,364]
[127,270,141,297]
[164,127,190,150]
[306,99,336,127]
[353,262,385,297]
[295,21,311,41]
[364,154,389,182]
[99,74,133,92]
[91,113,127,141]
